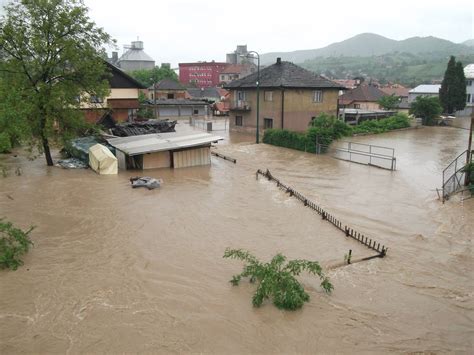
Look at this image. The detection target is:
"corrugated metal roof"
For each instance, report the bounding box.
[107,131,223,156]
[409,85,441,94]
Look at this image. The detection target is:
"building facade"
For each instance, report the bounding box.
[224,58,343,133]
[456,64,474,117]
[179,62,229,88]
[82,62,146,124]
[148,79,187,101]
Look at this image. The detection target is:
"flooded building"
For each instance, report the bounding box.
[106,131,223,169]
[224,58,343,133]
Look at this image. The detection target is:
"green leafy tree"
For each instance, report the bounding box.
[378,94,401,110]
[0,0,113,165]
[0,219,34,270]
[224,248,333,310]
[129,65,179,87]
[439,56,466,113]
[0,81,31,152]
[454,61,467,111]
[409,96,442,125]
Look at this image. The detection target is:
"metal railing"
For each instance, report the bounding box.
[256,169,388,258]
[317,141,397,171]
[441,150,472,202]
[229,100,251,111]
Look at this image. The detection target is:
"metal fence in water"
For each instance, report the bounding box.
[190,117,229,132]
[256,169,388,259]
[318,141,397,171]
[441,150,472,202]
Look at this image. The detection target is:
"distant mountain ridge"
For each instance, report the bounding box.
[261,33,474,64]
[463,39,474,47]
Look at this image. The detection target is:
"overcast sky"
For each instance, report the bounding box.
[1,0,473,67]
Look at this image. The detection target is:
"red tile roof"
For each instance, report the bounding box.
[379,85,410,97]
[339,84,386,103]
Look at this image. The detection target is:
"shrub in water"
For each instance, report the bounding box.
[224,248,333,310]
[0,219,34,270]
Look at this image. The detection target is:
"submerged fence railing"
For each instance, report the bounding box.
[441,150,472,202]
[256,169,388,258]
[317,141,397,171]
[211,151,236,163]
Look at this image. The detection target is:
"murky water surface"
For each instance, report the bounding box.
[1,123,472,353]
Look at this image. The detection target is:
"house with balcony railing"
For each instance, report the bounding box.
[224,58,344,133]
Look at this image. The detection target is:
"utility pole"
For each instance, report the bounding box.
[465,113,473,186]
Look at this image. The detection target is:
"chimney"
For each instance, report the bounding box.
[276,57,281,64]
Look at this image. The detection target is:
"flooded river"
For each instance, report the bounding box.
[0,124,473,353]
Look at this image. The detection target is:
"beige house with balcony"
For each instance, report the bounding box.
[224,58,343,133]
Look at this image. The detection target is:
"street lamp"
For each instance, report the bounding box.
[241,50,260,143]
[151,78,157,119]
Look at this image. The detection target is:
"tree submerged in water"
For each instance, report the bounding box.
[0,219,34,270]
[223,248,333,310]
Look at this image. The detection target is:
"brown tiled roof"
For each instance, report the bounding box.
[339,85,386,103]
[224,61,344,90]
[380,85,410,97]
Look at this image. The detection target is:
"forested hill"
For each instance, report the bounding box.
[261,34,474,87]
[261,33,474,64]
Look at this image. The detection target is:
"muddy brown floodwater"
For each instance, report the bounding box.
[0,123,473,353]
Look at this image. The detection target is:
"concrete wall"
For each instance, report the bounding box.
[228,88,339,133]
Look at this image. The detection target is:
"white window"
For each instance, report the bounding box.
[313,90,323,102]
[264,91,273,101]
[467,80,472,86]
[467,94,471,103]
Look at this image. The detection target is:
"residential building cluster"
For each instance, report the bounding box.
[90,39,473,136]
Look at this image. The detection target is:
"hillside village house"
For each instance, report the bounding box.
[148,79,187,101]
[81,62,146,124]
[224,58,344,133]
[219,64,256,85]
[408,84,441,103]
[338,84,386,110]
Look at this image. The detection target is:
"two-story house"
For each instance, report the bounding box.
[224,58,344,133]
[339,84,387,110]
[82,61,146,124]
[148,79,187,101]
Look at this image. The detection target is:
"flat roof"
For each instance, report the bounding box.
[107,131,223,156]
[409,84,441,94]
